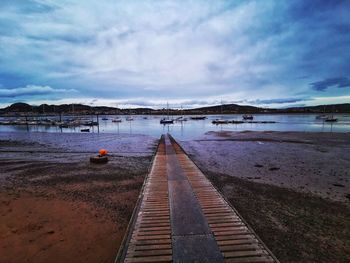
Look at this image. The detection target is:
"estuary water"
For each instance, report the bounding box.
[0,114,349,139]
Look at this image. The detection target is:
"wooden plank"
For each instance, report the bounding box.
[214,229,250,236]
[127,249,172,257]
[136,230,171,236]
[125,255,172,263]
[210,222,244,228]
[129,239,172,245]
[219,244,261,252]
[225,256,274,263]
[217,238,258,246]
[223,250,268,258]
[215,234,254,241]
[138,226,171,231]
[133,244,172,251]
[131,234,170,240]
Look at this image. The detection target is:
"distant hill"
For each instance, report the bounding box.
[283,103,350,113]
[184,104,265,114]
[1,102,349,115]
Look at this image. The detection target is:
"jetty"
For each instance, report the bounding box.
[117,134,278,262]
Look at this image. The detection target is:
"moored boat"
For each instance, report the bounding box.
[160,118,174,124]
[190,116,206,120]
[212,119,229,124]
[325,116,337,122]
[242,114,254,120]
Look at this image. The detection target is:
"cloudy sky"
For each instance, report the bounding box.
[0,0,349,109]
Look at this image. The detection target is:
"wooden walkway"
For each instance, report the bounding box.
[117,134,278,263]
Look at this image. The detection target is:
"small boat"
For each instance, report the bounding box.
[81,128,90,132]
[112,118,122,123]
[242,114,254,120]
[160,118,174,124]
[101,117,108,121]
[212,119,229,124]
[190,116,206,120]
[316,106,328,120]
[160,102,174,124]
[175,116,188,122]
[231,120,244,124]
[324,106,338,122]
[126,117,134,121]
[143,117,148,119]
[325,116,337,122]
[59,124,69,128]
[316,114,327,120]
[84,121,98,126]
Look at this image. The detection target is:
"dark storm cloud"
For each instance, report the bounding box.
[310,77,350,91]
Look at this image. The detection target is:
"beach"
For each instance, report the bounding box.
[1,131,350,262]
[0,132,157,263]
[179,131,350,262]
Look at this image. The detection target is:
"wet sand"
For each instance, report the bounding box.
[181,131,350,203]
[0,132,157,263]
[180,131,350,262]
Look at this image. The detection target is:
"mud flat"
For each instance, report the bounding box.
[179,131,350,262]
[0,132,157,263]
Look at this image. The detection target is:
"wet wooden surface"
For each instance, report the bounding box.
[119,134,278,263]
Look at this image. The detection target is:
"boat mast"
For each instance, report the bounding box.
[221,100,223,119]
[167,102,169,120]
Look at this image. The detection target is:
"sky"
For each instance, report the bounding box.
[0,0,350,109]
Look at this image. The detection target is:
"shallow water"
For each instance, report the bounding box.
[0,114,349,139]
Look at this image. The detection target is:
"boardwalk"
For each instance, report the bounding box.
[117,134,278,262]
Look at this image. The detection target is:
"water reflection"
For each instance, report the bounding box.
[0,114,349,139]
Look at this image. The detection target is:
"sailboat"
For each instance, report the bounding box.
[316,106,327,119]
[325,106,338,122]
[160,102,174,124]
[175,106,188,122]
[242,114,254,120]
[212,101,229,124]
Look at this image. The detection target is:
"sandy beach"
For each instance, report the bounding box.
[180,131,350,262]
[0,132,157,263]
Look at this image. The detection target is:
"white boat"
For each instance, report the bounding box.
[126,117,134,121]
[112,118,122,123]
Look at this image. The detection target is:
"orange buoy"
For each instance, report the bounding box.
[99,149,108,156]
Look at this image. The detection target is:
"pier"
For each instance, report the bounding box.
[117,134,278,262]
